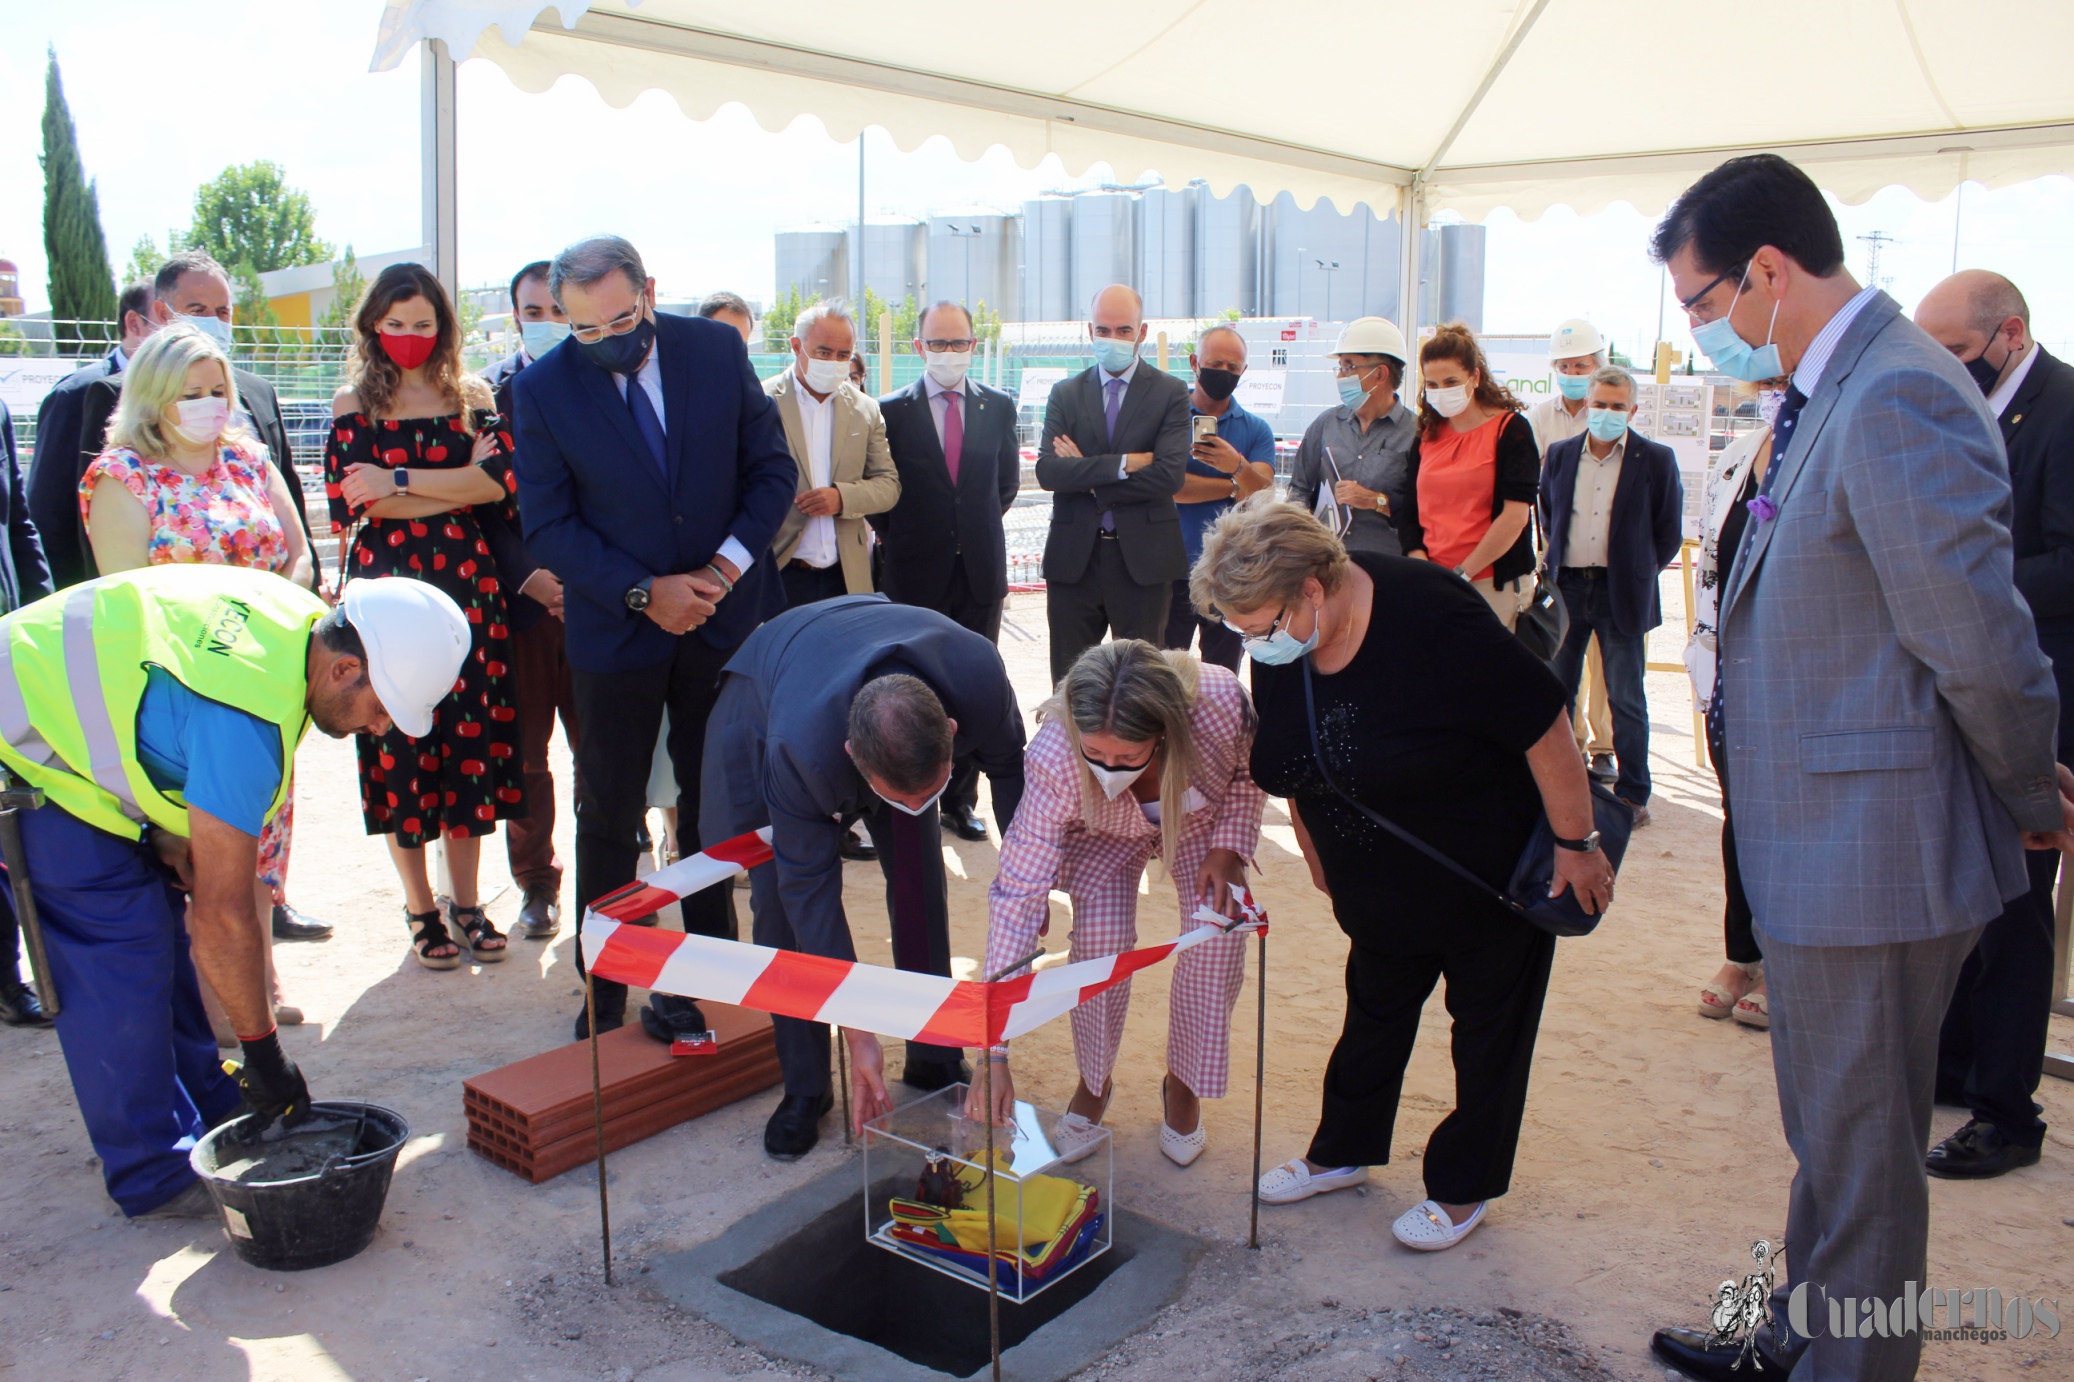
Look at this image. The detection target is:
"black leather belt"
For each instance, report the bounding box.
[1563,565,1608,578]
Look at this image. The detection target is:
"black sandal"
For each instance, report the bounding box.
[405,907,462,970]
[449,903,508,963]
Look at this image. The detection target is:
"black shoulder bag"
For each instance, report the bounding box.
[1300,657,1631,937]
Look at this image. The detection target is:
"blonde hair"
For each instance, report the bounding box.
[104,321,253,460]
[1039,640,1215,864]
[1190,495,1350,625]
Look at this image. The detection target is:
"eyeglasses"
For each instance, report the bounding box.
[1678,263,1747,321]
[569,304,646,345]
[1333,360,1380,379]
[1223,604,1289,641]
[919,338,978,353]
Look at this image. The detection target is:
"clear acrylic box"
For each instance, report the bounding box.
[861,1082,1112,1303]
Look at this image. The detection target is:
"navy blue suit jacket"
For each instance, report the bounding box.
[0,402,54,615]
[24,349,117,589]
[1539,429,1683,637]
[511,313,797,673]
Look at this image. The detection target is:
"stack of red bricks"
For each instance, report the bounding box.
[465,1002,784,1182]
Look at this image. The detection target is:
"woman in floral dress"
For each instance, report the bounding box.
[327,262,522,969]
[81,320,315,1031]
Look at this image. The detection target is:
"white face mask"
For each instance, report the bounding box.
[801,357,849,395]
[925,350,973,389]
[1083,756,1149,800]
[1425,384,1471,418]
[182,313,234,348]
[876,783,946,817]
[171,396,229,445]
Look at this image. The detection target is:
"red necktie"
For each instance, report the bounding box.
[941,389,963,486]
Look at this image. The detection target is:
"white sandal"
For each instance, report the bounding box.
[1159,1075,1207,1167]
[1256,1157,1368,1204]
[1391,1198,1485,1252]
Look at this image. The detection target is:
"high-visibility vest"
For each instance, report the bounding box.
[0,565,327,839]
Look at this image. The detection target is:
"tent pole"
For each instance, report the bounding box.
[1397,181,1424,341]
[984,1055,1002,1382]
[586,969,613,1287]
[420,38,458,304]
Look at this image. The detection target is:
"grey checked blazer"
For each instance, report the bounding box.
[1718,291,2061,947]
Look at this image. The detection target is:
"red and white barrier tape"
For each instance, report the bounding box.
[580,828,1265,1048]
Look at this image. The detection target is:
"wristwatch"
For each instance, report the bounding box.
[1373,493,1386,512]
[392,467,410,493]
[624,582,651,612]
[1552,829,1602,853]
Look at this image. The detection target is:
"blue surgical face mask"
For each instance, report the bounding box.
[520,320,570,358]
[1690,268,1784,382]
[183,313,233,347]
[1585,407,1630,442]
[1336,372,1371,410]
[1232,603,1320,666]
[1557,372,1591,400]
[1093,336,1139,374]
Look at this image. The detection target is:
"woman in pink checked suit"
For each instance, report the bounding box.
[968,639,1265,1168]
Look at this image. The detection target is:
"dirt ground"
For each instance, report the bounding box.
[1,586,2070,1382]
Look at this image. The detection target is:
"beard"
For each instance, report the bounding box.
[308,676,369,738]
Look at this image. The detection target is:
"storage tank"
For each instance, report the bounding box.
[1261,193,1398,325]
[1421,222,1487,332]
[1069,190,1137,319]
[854,219,927,309]
[774,227,849,305]
[1135,186,1195,320]
[1193,184,1260,319]
[926,212,1018,321]
[1019,196,1074,323]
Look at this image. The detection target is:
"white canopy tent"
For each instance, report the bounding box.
[371,0,2074,331]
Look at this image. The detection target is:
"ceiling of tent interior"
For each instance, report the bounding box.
[372,0,2074,221]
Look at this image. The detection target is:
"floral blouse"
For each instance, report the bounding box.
[80,442,289,574]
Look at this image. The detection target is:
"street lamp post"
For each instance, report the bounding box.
[1315,259,1341,324]
[946,223,983,306]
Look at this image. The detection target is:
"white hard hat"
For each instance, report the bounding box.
[1329,316,1408,363]
[341,577,471,739]
[1548,318,1604,361]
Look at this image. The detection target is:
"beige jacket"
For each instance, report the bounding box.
[763,368,900,594]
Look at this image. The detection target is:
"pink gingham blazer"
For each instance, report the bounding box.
[985,661,1266,975]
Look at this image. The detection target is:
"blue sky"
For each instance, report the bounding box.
[4,0,2069,358]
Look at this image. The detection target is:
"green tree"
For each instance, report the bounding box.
[124,234,166,287]
[1220,306,1242,322]
[320,245,366,329]
[0,322,32,357]
[762,284,807,344]
[187,161,332,275]
[229,260,280,339]
[971,299,1003,346]
[39,48,116,337]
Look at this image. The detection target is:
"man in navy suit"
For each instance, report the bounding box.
[25,280,152,590]
[1036,284,1191,684]
[702,595,1025,1157]
[874,300,1020,840]
[0,398,54,1027]
[1537,366,1682,821]
[512,236,796,1039]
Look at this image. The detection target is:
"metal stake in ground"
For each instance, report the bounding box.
[0,779,58,1016]
[983,1052,1002,1382]
[586,969,613,1286]
[1249,928,1266,1250]
[837,1026,852,1145]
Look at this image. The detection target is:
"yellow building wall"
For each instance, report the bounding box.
[268,291,314,328]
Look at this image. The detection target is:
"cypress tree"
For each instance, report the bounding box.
[40,48,116,342]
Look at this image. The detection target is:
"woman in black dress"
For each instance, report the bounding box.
[327,262,523,969]
[1191,499,1612,1253]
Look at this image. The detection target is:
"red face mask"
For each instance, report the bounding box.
[379,331,438,371]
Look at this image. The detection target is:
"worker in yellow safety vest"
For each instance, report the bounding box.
[0,564,468,1217]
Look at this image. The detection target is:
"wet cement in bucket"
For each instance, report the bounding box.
[207,1122,367,1183]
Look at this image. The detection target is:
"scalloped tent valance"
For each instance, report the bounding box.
[371,0,2074,223]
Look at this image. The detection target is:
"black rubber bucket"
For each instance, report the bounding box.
[189,1101,408,1272]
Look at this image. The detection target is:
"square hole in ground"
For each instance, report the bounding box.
[718,1184,1129,1377]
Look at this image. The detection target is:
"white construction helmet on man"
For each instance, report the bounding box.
[1548,318,1605,362]
[1330,316,1408,364]
[340,576,471,738]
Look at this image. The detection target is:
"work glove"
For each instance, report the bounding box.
[227,1029,311,1141]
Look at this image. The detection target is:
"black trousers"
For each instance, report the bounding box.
[1162,577,1242,671]
[1936,847,2059,1146]
[1707,716,1761,965]
[781,561,850,610]
[933,554,1005,818]
[1307,921,1557,1204]
[570,635,736,1019]
[1045,535,1170,685]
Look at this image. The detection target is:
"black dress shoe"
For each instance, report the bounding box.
[638,995,709,1045]
[0,980,52,1028]
[942,807,989,842]
[901,1056,972,1092]
[1588,753,1617,784]
[1927,1119,2042,1179]
[1650,1326,1794,1382]
[271,903,333,942]
[764,1090,835,1160]
[837,830,878,863]
[516,886,561,940]
[573,1003,626,1041]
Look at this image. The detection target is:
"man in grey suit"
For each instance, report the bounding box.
[1645,155,2072,1382]
[1036,284,1190,685]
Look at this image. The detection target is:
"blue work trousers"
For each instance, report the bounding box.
[1552,568,1653,806]
[25,804,239,1215]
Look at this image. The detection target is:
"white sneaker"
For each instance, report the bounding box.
[1391,1198,1485,1251]
[1159,1120,1207,1167]
[1050,1112,1107,1165]
[1256,1157,1368,1204]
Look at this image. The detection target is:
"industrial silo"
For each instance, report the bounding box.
[1193,183,1261,319]
[854,219,927,308]
[926,212,1018,321]
[774,226,849,305]
[1069,190,1138,319]
[1135,186,1195,320]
